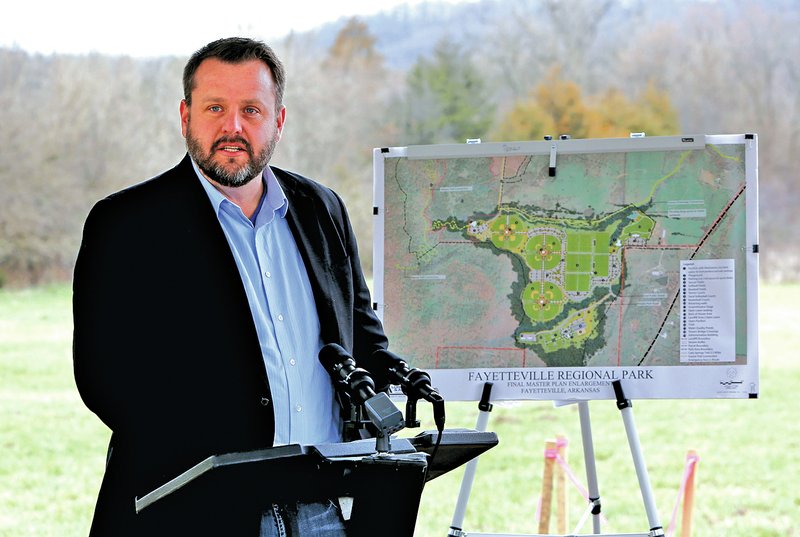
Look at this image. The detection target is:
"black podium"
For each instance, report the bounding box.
[134,429,497,536]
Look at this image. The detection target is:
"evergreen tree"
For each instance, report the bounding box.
[399,37,495,144]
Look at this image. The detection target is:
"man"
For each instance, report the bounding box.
[73,37,394,536]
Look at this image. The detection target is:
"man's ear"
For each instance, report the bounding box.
[180,99,189,138]
[275,105,286,141]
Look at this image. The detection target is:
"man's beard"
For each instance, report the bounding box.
[185,127,277,188]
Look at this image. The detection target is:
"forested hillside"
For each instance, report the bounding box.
[1,0,796,286]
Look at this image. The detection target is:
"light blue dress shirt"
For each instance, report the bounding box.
[192,160,342,446]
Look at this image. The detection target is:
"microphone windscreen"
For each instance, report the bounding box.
[318,342,352,369]
[366,348,406,391]
[370,348,404,369]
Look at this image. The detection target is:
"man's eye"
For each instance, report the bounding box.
[209,105,222,112]
[245,107,259,115]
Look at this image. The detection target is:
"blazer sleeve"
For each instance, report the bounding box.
[72,196,143,431]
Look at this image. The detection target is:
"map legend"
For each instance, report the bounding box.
[679,259,736,362]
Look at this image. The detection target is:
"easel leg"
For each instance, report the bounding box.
[613,380,665,537]
[448,383,494,537]
[578,401,603,534]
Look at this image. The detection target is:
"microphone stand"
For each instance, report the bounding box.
[320,344,405,452]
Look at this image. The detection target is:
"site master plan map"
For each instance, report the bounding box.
[373,135,759,401]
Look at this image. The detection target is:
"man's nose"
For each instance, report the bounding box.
[222,110,243,133]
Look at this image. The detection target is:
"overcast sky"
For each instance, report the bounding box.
[1,0,471,57]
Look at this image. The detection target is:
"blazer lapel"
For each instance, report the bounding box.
[280,183,348,345]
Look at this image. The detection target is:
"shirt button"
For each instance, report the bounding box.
[289,358,296,366]
[260,397,270,407]
[277,314,284,322]
[295,404,302,412]
[264,271,271,278]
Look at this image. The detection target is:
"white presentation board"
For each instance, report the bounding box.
[373,134,759,401]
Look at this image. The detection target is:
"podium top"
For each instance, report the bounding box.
[135,429,498,513]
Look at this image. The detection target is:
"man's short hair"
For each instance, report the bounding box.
[183,37,286,110]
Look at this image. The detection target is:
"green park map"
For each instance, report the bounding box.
[377,137,754,384]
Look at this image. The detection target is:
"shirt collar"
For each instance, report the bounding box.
[263,167,289,219]
[191,158,289,221]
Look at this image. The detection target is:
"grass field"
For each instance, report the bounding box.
[1,282,798,536]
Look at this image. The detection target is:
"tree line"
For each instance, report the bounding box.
[0,0,797,286]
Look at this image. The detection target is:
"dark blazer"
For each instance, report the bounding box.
[73,154,389,536]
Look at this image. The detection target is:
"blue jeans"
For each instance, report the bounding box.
[260,500,347,537]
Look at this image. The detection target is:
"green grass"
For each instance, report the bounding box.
[1,283,798,536]
[0,285,108,537]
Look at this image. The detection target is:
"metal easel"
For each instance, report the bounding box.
[447,380,664,537]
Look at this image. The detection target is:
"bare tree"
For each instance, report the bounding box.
[615,0,800,280]
[271,22,398,275]
[0,51,184,285]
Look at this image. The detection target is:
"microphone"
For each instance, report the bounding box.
[318,343,405,451]
[319,342,377,404]
[370,349,441,403]
[370,349,445,432]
